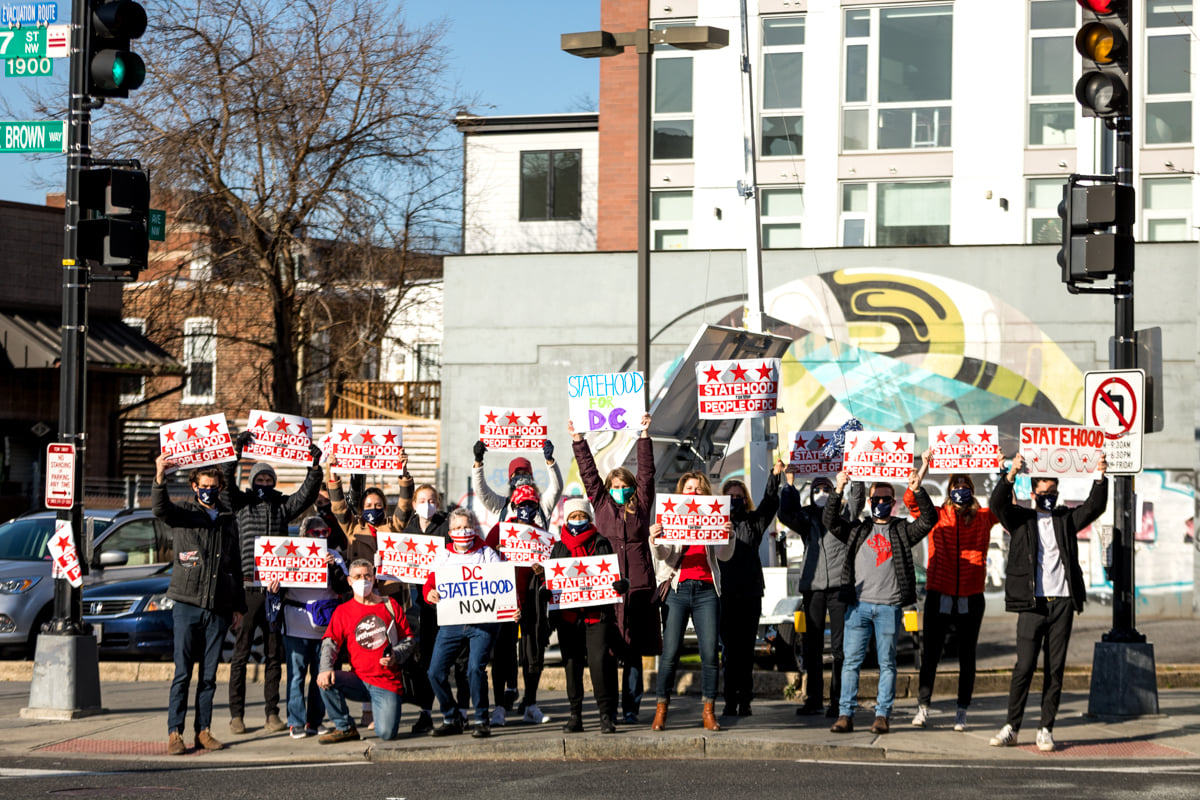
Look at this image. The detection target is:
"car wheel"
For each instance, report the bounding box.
[221,622,266,664]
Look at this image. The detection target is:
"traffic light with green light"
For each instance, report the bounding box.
[88,0,146,98]
[1074,0,1131,121]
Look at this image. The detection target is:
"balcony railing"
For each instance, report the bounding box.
[324,380,441,420]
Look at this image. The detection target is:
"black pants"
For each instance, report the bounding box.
[490,621,519,709]
[801,588,846,709]
[558,618,618,718]
[720,591,761,708]
[406,587,437,711]
[1005,597,1075,732]
[228,587,283,720]
[518,614,545,707]
[918,591,986,708]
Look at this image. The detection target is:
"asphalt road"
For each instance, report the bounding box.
[2,757,1199,799]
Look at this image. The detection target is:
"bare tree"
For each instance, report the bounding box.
[48,0,461,414]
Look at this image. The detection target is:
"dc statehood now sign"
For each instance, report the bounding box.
[434,562,519,626]
[1018,423,1105,479]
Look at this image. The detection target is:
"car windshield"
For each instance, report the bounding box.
[0,516,113,562]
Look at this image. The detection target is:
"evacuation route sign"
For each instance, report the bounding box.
[45,443,74,509]
[1084,369,1144,474]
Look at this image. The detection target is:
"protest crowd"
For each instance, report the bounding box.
[150,363,1112,755]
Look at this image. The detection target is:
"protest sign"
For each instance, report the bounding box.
[543,553,624,610]
[376,531,442,584]
[327,424,405,474]
[434,562,519,625]
[48,520,82,587]
[842,431,915,481]
[926,425,1003,474]
[497,523,556,566]
[567,371,646,433]
[254,536,329,588]
[655,494,730,545]
[786,430,840,475]
[242,410,314,467]
[696,358,780,420]
[1019,424,1106,479]
[478,407,548,451]
[159,413,236,473]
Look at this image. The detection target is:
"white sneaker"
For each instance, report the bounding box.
[1036,727,1055,752]
[490,706,506,727]
[911,705,928,728]
[953,708,968,732]
[989,723,1018,747]
[523,704,550,724]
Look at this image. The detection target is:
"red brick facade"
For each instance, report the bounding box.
[596,0,646,252]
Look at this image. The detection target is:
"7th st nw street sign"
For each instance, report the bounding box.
[0,120,65,152]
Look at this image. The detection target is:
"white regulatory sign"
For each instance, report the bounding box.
[1083,368,1144,474]
[45,442,75,509]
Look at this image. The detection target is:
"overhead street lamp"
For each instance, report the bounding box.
[562,25,728,401]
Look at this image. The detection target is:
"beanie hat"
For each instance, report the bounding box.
[508,457,533,478]
[250,462,277,485]
[563,497,594,520]
[299,516,330,537]
[511,484,541,507]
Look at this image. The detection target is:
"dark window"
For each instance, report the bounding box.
[519,150,582,221]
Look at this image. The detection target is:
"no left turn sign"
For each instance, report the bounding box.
[1084,369,1144,474]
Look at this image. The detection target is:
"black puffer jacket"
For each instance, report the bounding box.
[224,462,323,581]
[153,482,246,617]
[718,469,782,598]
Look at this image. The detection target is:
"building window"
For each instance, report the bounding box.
[842,5,953,152]
[1142,176,1194,240]
[119,318,146,405]
[839,181,950,246]
[519,150,582,221]
[1145,1,1192,145]
[760,15,805,157]
[414,342,442,382]
[761,187,804,248]
[182,317,216,404]
[1028,0,1077,146]
[1027,178,1066,243]
[652,190,692,249]
[653,22,695,160]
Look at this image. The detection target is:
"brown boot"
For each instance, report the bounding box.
[650,702,668,731]
[167,731,186,756]
[702,702,722,731]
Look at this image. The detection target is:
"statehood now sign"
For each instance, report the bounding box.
[434,562,518,625]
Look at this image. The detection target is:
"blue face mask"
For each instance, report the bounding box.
[565,519,591,535]
[1035,493,1058,512]
[870,496,894,519]
[610,486,634,505]
[362,508,385,526]
[196,487,218,506]
[515,503,539,524]
[949,488,973,506]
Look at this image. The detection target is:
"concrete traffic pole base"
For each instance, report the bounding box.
[20,634,105,720]
[1087,640,1160,717]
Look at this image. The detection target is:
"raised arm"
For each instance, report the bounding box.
[282,459,324,521]
[989,453,1025,532]
[634,414,656,516]
[540,449,564,518]
[1066,454,1109,531]
[571,425,607,506]
[471,441,507,515]
[822,470,854,543]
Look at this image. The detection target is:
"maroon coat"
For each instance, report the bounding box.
[573,436,660,658]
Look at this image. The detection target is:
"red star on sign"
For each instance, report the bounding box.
[956,429,972,444]
[815,434,829,448]
[165,428,176,442]
[730,363,749,381]
[935,430,948,443]
[306,541,322,556]
[485,410,498,424]
[551,562,567,577]
[382,429,397,444]
[183,424,199,439]
[977,428,993,443]
[756,362,774,380]
[708,500,723,514]
[283,540,300,556]
[505,412,522,425]
[425,542,439,553]
[259,539,274,555]
[892,438,908,452]
[252,415,267,430]
[573,561,590,576]
[703,365,723,383]
[360,430,375,444]
[504,526,520,540]
[274,418,290,432]
[301,420,311,437]
[685,499,701,514]
[405,539,419,552]
[596,559,613,574]
[206,418,221,435]
[527,411,542,425]
[794,434,808,449]
[56,535,72,549]
[661,498,677,513]
[381,536,396,549]
[870,437,885,451]
[338,428,352,442]
[847,437,858,450]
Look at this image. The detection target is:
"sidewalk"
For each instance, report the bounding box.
[3,676,1199,765]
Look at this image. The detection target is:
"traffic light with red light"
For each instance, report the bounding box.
[1074,0,1130,121]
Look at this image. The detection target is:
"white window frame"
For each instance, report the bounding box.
[841,4,953,153]
[838,181,951,247]
[760,186,805,249]
[651,21,696,162]
[182,317,216,405]
[1144,5,1193,146]
[1026,177,1067,244]
[651,189,693,250]
[1027,0,1078,147]
[1142,176,1195,241]
[759,14,805,160]
[120,317,146,405]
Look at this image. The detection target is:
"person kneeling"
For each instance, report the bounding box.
[316,559,415,743]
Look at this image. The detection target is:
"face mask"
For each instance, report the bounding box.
[729,497,747,515]
[565,519,591,535]
[416,501,437,520]
[870,497,894,519]
[362,508,385,526]
[350,577,373,597]
[1036,493,1058,512]
[196,487,218,506]
[610,486,634,505]
[812,490,831,508]
[515,503,539,524]
[949,488,973,506]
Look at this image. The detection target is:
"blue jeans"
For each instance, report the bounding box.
[622,661,643,716]
[427,623,498,723]
[282,635,324,729]
[657,580,720,703]
[168,602,228,735]
[319,671,401,740]
[840,601,902,719]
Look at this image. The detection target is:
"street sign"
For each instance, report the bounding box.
[45,443,75,509]
[0,120,65,152]
[4,55,51,77]
[0,2,56,25]
[45,23,67,58]
[1084,368,1144,474]
[0,27,46,59]
[148,208,165,241]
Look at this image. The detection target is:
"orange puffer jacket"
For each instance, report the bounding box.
[903,488,998,597]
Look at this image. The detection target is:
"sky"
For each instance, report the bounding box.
[0,0,601,205]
